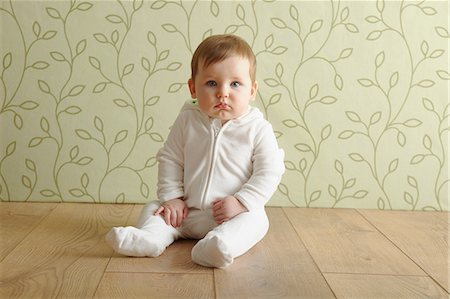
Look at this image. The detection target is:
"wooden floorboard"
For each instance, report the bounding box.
[1,202,448,298]
[94,272,214,299]
[0,203,133,299]
[324,273,449,299]
[0,202,58,262]
[283,208,426,275]
[359,210,450,293]
[214,208,335,299]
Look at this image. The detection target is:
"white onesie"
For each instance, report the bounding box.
[106,101,285,267]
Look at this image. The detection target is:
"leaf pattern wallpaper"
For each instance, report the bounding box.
[0,0,448,211]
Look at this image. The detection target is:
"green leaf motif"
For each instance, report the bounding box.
[114,130,128,143]
[358,78,375,87]
[345,111,362,123]
[31,61,49,70]
[168,83,183,93]
[345,24,359,33]
[70,189,85,197]
[167,62,182,71]
[64,106,82,115]
[295,143,312,152]
[33,21,41,37]
[309,190,321,203]
[76,157,93,165]
[278,183,289,196]
[38,80,50,94]
[94,33,108,44]
[349,153,364,162]
[26,159,36,171]
[321,125,331,140]
[114,99,131,108]
[42,31,57,40]
[338,130,355,139]
[40,117,50,132]
[162,24,178,33]
[375,51,385,68]
[334,74,343,90]
[76,39,87,56]
[421,6,436,15]
[68,85,85,97]
[367,30,382,41]
[51,52,66,62]
[422,97,435,111]
[19,101,39,110]
[365,16,380,23]
[93,82,107,93]
[46,7,61,19]
[268,93,281,106]
[411,154,425,164]
[236,4,245,21]
[310,20,323,33]
[76,2,93,11]
[22,175,31,189]
[265,35,274,49]
[435,26,450,38]
[271,18,287,29]
[210,0,219,17]
[133,0,143,11]
[403,119,422,128]
[76,129,92,140]
[29,137,44,148]
[41,189,58,197]
[115,193,126,203]
[417,80,435,88]
[81,173,89,188]
[150,133,164,142]
[89,56,101,69]
[146,96,160,106]
[14,114,23,129]
[290,5,299,21]
[437,70,450,80]
[6,142,16,157]
[3,53,12,69]
[141,182,149,197]
[282,119,300,128]
[151,0,168,9]
[70,146,79,160]
[94,117,104,132]
[106,15,124,24]
[122,64,134,77]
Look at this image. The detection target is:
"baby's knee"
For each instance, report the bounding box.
[191,235,233,268]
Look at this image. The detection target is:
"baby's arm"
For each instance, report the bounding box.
[154,198,189,227]
[212,196,248,224]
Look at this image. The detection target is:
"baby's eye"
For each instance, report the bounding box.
[230,81,240,88]
[206,80,217,87]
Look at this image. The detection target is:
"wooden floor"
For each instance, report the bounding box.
[0,203,449,299]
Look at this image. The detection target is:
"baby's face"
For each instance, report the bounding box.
[188,56,257,124]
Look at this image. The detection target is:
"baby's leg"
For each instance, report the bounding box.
[106,201,180,257]
[191,209,269,268]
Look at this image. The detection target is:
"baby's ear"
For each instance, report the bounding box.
[250,81,258,101]
[188,79,196,98]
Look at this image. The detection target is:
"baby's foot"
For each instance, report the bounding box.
[105,226,165,257]
[191,235,233,268]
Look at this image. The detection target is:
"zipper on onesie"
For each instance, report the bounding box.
[200,118,224,210]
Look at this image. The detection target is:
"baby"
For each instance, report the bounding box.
[106,34,285,268]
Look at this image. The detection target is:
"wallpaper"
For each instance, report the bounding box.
[0,0,448,211]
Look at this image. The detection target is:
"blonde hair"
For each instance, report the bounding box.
[190,34,256,82]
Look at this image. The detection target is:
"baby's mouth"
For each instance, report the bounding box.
[214,103,230,110]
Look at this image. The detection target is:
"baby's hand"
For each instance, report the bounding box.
[154,198,188,227]
[212,196,248,224]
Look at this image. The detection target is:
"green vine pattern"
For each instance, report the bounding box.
[0,0,448,211]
